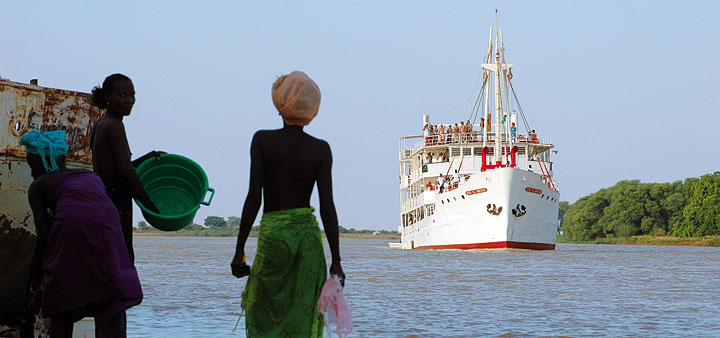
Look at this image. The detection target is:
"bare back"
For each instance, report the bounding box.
[238,123,338,236]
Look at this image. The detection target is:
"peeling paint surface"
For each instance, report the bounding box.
[0,79,102,163]
[1,79,99,322]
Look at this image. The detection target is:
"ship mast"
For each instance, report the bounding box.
[481,10,513,166]
[494,23,502,165]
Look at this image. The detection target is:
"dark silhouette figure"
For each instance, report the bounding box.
[22,130,142,338]
[231,123,344,280]
[91,73,162,262]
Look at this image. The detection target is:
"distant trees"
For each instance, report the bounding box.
[227,216,241,227]
[671,172,720,237]
[204,216,227,228]
[136,221,150,230]
[558,201,569,224]
[560,172,720,240]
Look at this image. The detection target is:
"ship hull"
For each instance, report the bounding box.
[400,167,559,250]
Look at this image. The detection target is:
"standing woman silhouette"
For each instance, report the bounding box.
[91,74,162,262]
[231,71,345,337]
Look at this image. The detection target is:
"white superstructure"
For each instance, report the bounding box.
[398,17,559,250]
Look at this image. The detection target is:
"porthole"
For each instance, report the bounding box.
[441,200,444,204]
[541,194,545,198]
[461,195,465,199]
[453,197,457,201]
[447,199,451,203]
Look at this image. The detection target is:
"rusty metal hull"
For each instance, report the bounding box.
[0,78,101,322]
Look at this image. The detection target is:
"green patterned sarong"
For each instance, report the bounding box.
[241,207,327,337]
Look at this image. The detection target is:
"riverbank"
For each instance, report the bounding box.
[134,231,399,239]
[135,231,716,245]
[558,235,720,247]
[133,227,399,239]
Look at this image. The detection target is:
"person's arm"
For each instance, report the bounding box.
[231,133,263,278]
[27,180,51,293]
[107,120,160,213]
[132,151,166,168]
[316,141,345,284]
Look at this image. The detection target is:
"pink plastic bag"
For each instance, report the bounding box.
[317,276,353,337]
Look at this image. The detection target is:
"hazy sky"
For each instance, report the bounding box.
[3,1,718,230]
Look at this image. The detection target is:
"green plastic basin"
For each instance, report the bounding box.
[134,154,215,231]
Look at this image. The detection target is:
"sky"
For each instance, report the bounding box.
[2,1,719,231]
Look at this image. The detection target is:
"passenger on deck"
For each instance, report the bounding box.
[22,130,142,338]
[437,125,445,145]
[511,122,517,142]
[466,120,474,142]
[231,71,345,338]
[479,117,485,140]
[423,124,431,145]
[426,181,434,191]
[460,121,467,143]
[531,129,538,143]
[453,123,460,143]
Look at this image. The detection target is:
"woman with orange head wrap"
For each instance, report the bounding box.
[232,71,345,337]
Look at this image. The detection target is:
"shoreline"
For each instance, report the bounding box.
[134,232,717,246]
[558,235,720,247]
[133,232,400,240]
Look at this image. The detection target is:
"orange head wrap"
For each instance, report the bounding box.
[271,71,321,126]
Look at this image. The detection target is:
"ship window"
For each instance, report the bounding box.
[453,197,457,201]
[441,200,444,204]
[461,195,465,199]
[447,199,451,203]
[462,148,471,156]
[541,194,545,198]
[451,148,460,156]
[518,147,526,155]
[473,147,483,156]
[487,148,495,156]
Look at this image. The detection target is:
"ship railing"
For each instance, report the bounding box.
[401,190,438,213]
[403,132,552,161]
[399,135,423,161]
[417,132,552,149]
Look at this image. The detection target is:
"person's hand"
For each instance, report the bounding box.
[330,261,345,287]
[231,251,251,278]
[152,151,167,160]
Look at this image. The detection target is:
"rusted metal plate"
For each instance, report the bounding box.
[0,78,101,323]
[1,79,102,163]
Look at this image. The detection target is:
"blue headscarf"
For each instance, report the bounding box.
[19,130,69,172]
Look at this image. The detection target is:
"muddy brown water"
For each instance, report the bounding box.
[128,236,719,337]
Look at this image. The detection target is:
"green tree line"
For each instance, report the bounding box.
[560,172,720,241]
[136,215,395,237]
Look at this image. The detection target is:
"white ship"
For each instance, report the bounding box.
[398,20,559,250]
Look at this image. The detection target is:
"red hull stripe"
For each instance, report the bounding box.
[414,241,555,250]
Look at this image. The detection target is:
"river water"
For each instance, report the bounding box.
[127,236,719,337]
